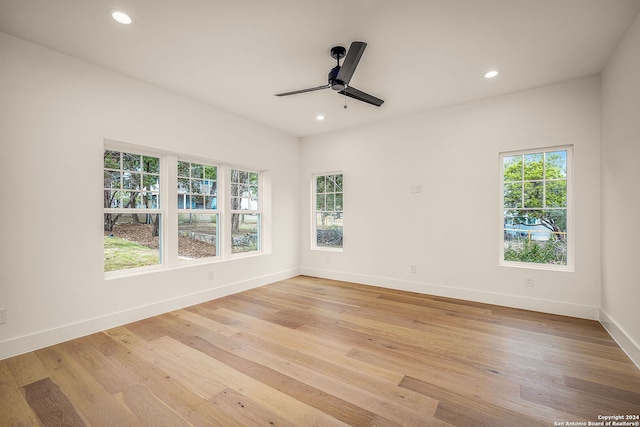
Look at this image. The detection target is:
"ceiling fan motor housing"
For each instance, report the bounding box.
[328,65,346,91]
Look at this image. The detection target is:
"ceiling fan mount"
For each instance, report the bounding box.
[275,41,384,107]
[329,45,347,61]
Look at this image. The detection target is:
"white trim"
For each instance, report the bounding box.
[599,309,640,369]
[0,268,301,361]
[300,267,600,320]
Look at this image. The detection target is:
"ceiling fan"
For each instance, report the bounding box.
[275,41,384,107]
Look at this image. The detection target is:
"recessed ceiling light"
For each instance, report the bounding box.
[316,115,325,121]
[110,10,133,25]
[484,70,499,79]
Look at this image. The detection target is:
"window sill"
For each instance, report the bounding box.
[499,260,574,272]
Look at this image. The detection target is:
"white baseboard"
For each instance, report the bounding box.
[599,309,640,369]
[0,268,300,361]
[300,267,600,320]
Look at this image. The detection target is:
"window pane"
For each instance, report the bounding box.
[524,153,543,180]
[191,164,203,179]
[334,174,343,192]
[503,155,522,182]
[143,192,159,209]
[178,178,189,194]
[523,182,543,208]
[104,190,121,208]
[143,156,159,174]
[104,150,120,169]
[205,196,217,209]
[143,174,159,191]
[104,170,121,189]
[122,152,141,172]
[231,213,260,253]
[545,180,566,208]
[104,213,161,272]
[335,193,343,211]
[122,191,141,208]
[326,193,335,211]
[123,172,140,190]
[326,175,335,192]
[545,151,567,179]
[178,161,190,177]
[204,180,216,195]
[204,166,217,180]
[239,170,248,183]
[316,194,325,210]
[191,179,204,194]
[249,172,258,184]
[316,212,343,248]
[178,213,217,259]
[317,176,325,193]
[503,182,522,208]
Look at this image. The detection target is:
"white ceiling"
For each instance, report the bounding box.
[1,0,639,137]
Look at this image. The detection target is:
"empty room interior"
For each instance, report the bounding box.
[1,0,640,425]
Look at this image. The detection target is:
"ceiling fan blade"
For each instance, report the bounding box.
[336,41,367,85]
[275,84,330,97]
[339,86,384,107]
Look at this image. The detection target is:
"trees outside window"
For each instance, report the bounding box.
[104,145,267,274]
[177,161,218,260]
[314,173,343,249]
[104,149,161,271]
[230,169,260,254]
[500,147,572,269]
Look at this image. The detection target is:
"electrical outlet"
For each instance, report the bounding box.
[207,271,215,280]
[524,277,534,287]
[0,308,6,325]
[410,265,417,273]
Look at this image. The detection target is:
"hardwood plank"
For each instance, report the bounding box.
[3,351,49,387]
[210,388,317,427]
[23,377,86,427]
[0,362,41,426]
[117,385,191,426]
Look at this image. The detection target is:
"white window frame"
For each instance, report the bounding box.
[104,140,270,276]
[177,158,221,263]
[499,145,574,272]
[312,172,344,252]
[229,167,263,256]
[103,145,166,276]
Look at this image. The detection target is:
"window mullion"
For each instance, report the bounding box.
[164,154,178,268]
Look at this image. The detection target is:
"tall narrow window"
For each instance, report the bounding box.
[500,147,572,269]
[230,169,260,254]
[103,149,161,272]
[314,173,343,249]
[177,160,218,260]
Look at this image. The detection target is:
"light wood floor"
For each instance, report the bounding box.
[1,276,639,426]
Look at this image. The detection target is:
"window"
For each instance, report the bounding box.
[230,169,261,254]
[103,149,162,272]
[177,161,218,260]
[314,173,343,249]
[500,146,572,269]
[104,143,269,274]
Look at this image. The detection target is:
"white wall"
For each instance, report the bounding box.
[0,33,301,360]
[301,77,602,319]
[601,13,640,366]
